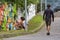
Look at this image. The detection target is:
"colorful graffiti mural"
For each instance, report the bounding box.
[0,2,17,31]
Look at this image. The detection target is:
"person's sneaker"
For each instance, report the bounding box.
[47,32,50,35]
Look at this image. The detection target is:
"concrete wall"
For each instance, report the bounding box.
[17,4,36,22]
[27,4,36,22]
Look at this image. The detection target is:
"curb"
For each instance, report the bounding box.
[31,22,45,33]
[0,22,45,38]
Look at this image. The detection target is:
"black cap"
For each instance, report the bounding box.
[21,17,25,21]
[47,4,51,8]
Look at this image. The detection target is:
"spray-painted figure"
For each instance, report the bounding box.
[8,4,13,18]
[0,3,4,30]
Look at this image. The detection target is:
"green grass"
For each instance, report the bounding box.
[0,14,43,38]
[28,15,43,32]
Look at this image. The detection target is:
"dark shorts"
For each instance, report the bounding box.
[45,19,51,27]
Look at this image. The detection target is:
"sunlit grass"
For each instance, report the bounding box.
[0,14,43,38]
[28,15,43,31]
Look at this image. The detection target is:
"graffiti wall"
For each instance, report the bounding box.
[0,2,17,31]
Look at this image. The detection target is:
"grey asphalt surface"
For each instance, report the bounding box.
[54,11,60,17]
[3,12,60,40]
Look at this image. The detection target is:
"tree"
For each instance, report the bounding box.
[16,0,39,11]
[0,0,40,11]
[0,0,5,2]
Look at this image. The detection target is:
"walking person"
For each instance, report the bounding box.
[43,4,54,35]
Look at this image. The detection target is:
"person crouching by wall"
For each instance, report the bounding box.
[13,17,25,30]
[18,17,25,30]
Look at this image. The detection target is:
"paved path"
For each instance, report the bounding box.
[3,17,60,40]
[54,11,60,17]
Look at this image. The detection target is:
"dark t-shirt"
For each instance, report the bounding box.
[43,9,54,21]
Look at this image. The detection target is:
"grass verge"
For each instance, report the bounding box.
[0,14,44,38]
